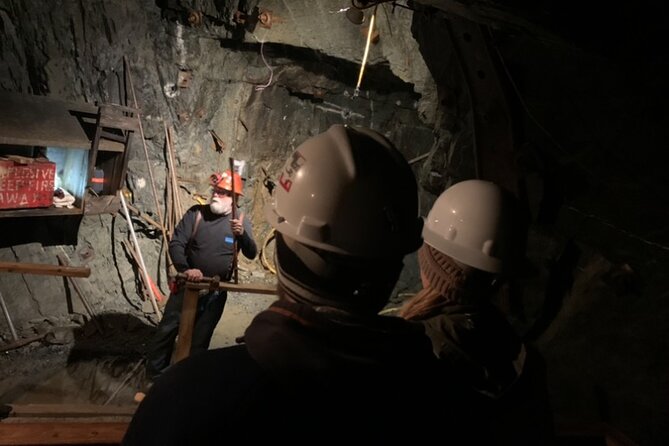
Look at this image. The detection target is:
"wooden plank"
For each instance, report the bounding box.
[171,279,277,363]
[0,333,47,352]
[56,254,104,334]
[185,281,278,295]
[172,287,199,363]
[87,117,102,193]
[99,115,138,133]
[97,130,126,144]
[0,206,83,218]
[100,104,137,115]
[0,261,90,278]
[555,420,639,446]
[173,274,278,295]
[0,422,127,445]
[0,92,123,152]
[84,195,120,216]
[95,144,124,154]
[6,404,135,418]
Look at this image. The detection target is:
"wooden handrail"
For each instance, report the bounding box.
[0,261,90,278]
[173,273,277,295]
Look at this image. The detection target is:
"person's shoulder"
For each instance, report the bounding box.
[182,204,208,222]
[124,345,270,444]
[172,345,263,385]
[186,204,204,214]
[147,345,266,409]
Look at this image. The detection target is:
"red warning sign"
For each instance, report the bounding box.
[0,158,56,209]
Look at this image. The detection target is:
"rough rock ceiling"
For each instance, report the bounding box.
[1,2,668,444]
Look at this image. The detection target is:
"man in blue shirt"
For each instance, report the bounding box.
[144,170,257,381]
[124,126,479,444]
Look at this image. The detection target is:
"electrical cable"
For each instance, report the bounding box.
[252,34,274,91]
[260,229,277,275]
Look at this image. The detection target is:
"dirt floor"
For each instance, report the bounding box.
[0,291,277,408]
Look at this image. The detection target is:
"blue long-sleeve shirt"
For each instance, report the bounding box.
[169,204,257,280]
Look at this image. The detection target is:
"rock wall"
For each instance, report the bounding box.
[0,0,668,444]
[408,5,669,445]
[0,0,433,337]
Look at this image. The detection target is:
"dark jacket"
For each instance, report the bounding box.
[169,204,257,278]
[123,300,478,444]
[422,304,555,445]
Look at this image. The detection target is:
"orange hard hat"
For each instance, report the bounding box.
[210,170,243,196]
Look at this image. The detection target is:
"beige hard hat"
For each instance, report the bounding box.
[265,124,422,258]
[423,179,514,273]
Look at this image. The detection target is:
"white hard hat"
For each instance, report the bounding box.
[423,179,514,273]
[265,124,422,258]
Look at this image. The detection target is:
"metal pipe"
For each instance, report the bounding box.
[119,191,162,319]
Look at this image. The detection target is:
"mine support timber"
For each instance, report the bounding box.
[172,274,277,363]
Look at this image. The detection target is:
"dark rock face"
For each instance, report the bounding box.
[1,1,668,444]
[0,0,432,327]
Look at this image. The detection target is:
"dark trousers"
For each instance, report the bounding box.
[145,289,227,380]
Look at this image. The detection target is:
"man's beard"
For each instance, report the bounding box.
[210,197,232,215]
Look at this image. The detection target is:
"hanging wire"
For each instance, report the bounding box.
[252,34,274,91]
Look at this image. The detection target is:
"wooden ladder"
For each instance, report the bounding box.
[88,103,139,196]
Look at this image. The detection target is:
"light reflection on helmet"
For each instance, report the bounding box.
[265,124,422,259]
[423,179,515,273]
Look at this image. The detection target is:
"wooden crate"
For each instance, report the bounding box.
[0,158,56,210]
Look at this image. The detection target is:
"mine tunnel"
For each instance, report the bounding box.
[0,0,667,444]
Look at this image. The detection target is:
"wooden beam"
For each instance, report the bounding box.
[5,404,135,418]
[555,420,639,446]
[0,91,123,152]
[0,207,83,219]
[191,281,277,295]
[85,195,121,216]
[0,261,90,278]
[171,279,277,364]
[0,422,127,445]
[173,274,278,295]
[0,333,47,352]
[57,254,104,335]
[172,287,199,363]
